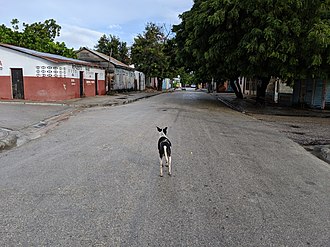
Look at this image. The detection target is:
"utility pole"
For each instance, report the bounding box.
[107,48,113,92]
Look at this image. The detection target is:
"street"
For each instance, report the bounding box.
[0,91,329,246]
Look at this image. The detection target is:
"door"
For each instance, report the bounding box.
[313,79,324,109]
[134,79,137,91]
[11,68,24,99]
[79,71,84,97]
[95,73,98,95]
[274,79,279,103]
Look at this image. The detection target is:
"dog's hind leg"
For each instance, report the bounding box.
[164,147,169,163]
[164,146,169,167]
[168,156,172,176]
[159,157,163,177]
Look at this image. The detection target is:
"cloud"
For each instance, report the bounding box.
[56,24,104,49]
[108,24,122,30]
[1,0,194,49]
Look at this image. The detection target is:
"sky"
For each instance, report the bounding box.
[0,0,193,49]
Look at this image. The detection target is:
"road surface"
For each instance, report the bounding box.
[0,91,329,246]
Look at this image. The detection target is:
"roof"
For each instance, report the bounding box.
[79,47,133,70]
[0,43,98,67]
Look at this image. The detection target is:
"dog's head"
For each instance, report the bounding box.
[157,126,168,137]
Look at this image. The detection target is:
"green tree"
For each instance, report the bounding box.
[95,34,130,64]
[162,37,182,79]
[174,0,330,100]
[131,23,169,89]
[176,67,197,86]
[303,0,330,79]
[0,19,76,58]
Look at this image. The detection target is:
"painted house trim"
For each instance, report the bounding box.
[0,43,106,101]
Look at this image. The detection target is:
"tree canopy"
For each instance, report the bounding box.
[0,19,76,58]
[95,34,130,65]
[131,23,173,80]
[174,0,330,84]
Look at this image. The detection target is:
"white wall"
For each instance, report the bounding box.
[0,46,105,80]
[0,46,50,76]
[113,68,135,90]
[135,71,146,91]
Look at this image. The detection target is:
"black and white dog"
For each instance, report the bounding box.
[157,126,172,177]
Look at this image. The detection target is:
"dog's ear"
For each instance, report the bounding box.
[157,126,162,132]
[164,127,168,135]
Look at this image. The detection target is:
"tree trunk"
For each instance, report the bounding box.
[256,77,270,104]
[321,79,326,110]
[230,78,243,99]
[235,80,243,98]
[157,78,162,91]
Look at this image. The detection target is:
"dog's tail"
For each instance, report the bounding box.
[164,146,169,163]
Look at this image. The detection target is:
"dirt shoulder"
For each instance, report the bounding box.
[250,113,330,164]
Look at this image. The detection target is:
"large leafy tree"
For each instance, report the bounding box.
[304,0,330,79]
[174,0,330,99]
[0,19,76,58]
[95,34,130,64]
[173,0,244,96]
[173,2,207,80]
[131,23,170,88]
[237,0,329,82]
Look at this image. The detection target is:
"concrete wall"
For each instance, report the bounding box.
[0,76,11,99]
[112,68,135,91]
[134,71,145,91]
[0,46,105,101]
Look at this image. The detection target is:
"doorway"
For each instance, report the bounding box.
[95,73,98,95]
[11,68,24,99]
[79,71,84,97]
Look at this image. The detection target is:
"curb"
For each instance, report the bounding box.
[0,100,66,107]
[0,92,162,108]
[216,95,330,118]
[321,146,330,163]
[0,92,162,152]
[217,97,245,113]
[65,92,162,108]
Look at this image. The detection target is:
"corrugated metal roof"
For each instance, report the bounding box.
[0,43,97,67]
[80,47,133,70]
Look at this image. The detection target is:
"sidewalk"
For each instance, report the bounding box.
[215,93,330,118]
[0,91,162,151]
[57,90,162,108]
[0,91,162,108]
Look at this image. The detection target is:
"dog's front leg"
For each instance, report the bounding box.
[159,157,163,177]
[168,156,172,176]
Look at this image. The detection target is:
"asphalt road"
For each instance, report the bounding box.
[0,91,329,246]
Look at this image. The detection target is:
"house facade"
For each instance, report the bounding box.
[0,44,105,101]
[162,78,172,90]
[238,77,293,106]
[292,79,330,109]
[146,77,159,89]
[266,78,293,106]
[77,48,145,92]
[134,71,146,91]
[236,76,330,109]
